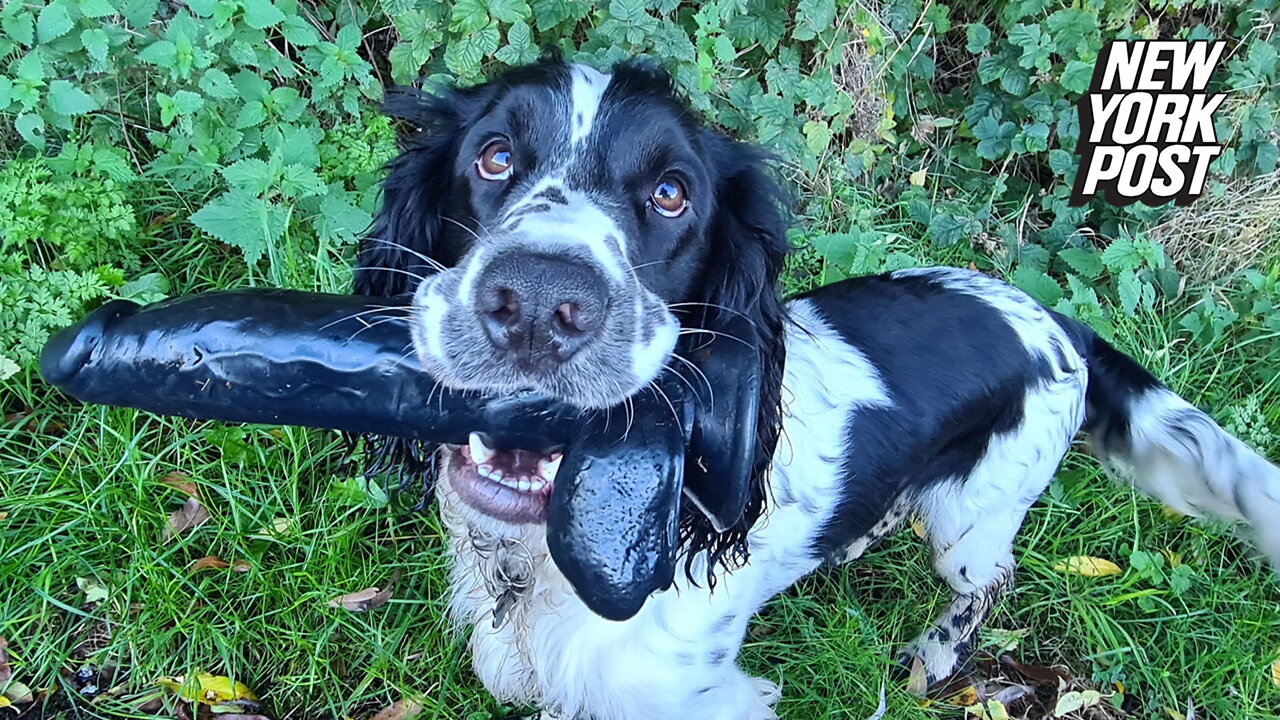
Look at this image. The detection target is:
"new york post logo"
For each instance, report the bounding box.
[1070,40,1228,207]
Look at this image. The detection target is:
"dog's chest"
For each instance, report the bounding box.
[443,515,622,706]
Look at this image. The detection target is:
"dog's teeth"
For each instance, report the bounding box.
[478,464,498,480]
[468,432,496,464]
[517,477,531,491]
[538,455,562,482]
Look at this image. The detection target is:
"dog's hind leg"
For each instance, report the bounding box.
[901,375,1085,689]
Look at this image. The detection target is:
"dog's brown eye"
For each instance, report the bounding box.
[650,178,687,218]
[477,141,513,180]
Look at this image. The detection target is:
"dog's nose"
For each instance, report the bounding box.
[475,252,608,368]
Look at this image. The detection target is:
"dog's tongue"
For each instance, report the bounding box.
[546,376,690,621]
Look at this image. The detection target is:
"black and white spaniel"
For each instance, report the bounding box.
[353,58,1280,720]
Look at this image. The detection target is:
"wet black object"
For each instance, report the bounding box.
[547,374,691,621]
[38,290,583,452]
[39,289,762,619]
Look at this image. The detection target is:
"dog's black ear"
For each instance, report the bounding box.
[353,87,469,298]
[679,134,790,581]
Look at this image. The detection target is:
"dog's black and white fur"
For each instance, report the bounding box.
[354,59,1280,720]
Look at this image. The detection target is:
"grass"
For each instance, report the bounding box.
[4,123,1280,720]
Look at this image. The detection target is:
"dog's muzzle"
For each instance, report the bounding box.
[474,251,609,371]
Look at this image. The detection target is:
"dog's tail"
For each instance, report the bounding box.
[1054,313,1280,569]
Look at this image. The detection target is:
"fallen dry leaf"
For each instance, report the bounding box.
[329,570,401,612]
[1271,656,1280,687]
[965,699,1009,720]
[76,577,110,604]
[1,679,33,705]
[1054,689,1103,715]
[988,684,1034,707]
[997,654,1070,687]
[910,517,926,539]
[0,636,8,683]
[0,512,8,521]
[188,556,230,572]
[1052,556,1122,577]
[369,698,423,720]
[942,685,979,707]
[906,655,928,695]
[156,672,258,706]
[251,517,295,540]
[164,497,210,543]
[162,472,199,497]
[909,168,927,187]
[328,586,393,612]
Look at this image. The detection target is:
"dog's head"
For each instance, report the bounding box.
[357,58,788,574]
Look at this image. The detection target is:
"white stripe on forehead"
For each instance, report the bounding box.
[569,64,611,145]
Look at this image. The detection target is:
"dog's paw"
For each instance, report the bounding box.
[896,639,965,694]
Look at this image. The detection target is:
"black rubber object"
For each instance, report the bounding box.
[38,288,761,620]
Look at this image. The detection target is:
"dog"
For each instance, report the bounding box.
[352,58,1280,720]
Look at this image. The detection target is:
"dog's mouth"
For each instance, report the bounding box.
[448,432,563,524]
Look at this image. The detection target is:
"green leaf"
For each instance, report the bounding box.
[803,120,832,155]
[1057,247,1103,279]
[172,90,204,114]
[118,272,170,304]
[221,158,276,194]
[486,0,530,24]
[16,52,44,83]
[445,23,500,76]
[965,23,991,53]
[47,80,98,116]
[1116,269,1141,316]
[236,100,266,128]
[91,146,136,181]
[1012,266,1063,306]
[81,27,110,66]
[1101,237,1142,272]
[2,10,35,45]
[37,1,73,43]
[281,15,319,45]
[0,76,11,108]
[600,0,657,45]
[450,0,489,33]
[199,69,238,98]
[1013,121,1050,153]
[316,190,373,244]
[190,189,287,266]
[281,164,325,198]
[15,112,44,150]
[119,0,157,27]
[242,0,285,29]
[0,356,19,381]
[1060,60,1093,94]
[495,19,539,65]
[726,7,787,51]
[533,0,588,30]
[793,0,836,41]
[972,116,1016,160]
[928,211,981,247]
[139,39,178,66]
[78,0,118,18]
[1009,24,1052,70]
